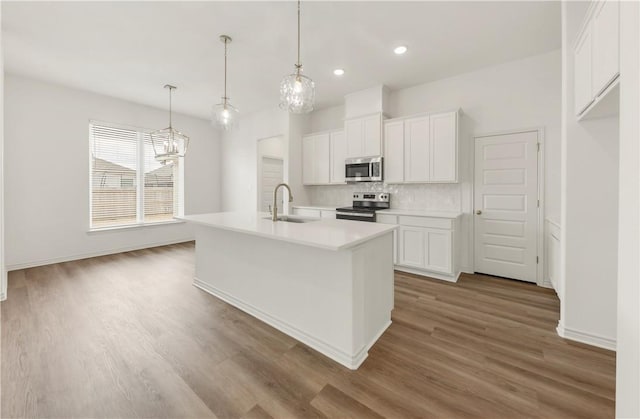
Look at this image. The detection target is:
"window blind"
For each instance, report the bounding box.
[90,122,180,229]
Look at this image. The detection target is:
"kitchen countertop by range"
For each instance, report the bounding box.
[376,209,462,218]
[179,212,397,251]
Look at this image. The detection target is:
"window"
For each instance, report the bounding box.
[90,122,183,230]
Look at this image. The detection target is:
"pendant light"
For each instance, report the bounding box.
[213,35,239,130]
[279,0,315,114]
[150,85,189,164]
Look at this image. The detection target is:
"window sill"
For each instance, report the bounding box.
[88,219,185,234]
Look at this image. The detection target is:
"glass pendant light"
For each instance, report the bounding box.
[151,85,189,164]
[213,35,239,130]
[279,0,315,114]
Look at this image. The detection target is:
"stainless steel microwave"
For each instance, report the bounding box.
[345,157,383,182]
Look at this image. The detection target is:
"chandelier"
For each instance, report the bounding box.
[213,35,239,130]
[150,85,189,164]
[279,0,315,114]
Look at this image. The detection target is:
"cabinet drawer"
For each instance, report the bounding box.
[376,214,398,225]
[399,216,453,230]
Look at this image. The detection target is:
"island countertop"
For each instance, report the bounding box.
[179,212,397,251]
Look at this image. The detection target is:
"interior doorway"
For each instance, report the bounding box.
[473,130,541,283]
[259,156,284,212]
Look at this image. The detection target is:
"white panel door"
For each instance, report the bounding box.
[398,226,425,268]
[383,120,404,183]
[430,111,457,182]
[260,157,284,212]
[363,114,382,156]
[345,119,363,158]
[592,0,620,96]
[474,131,538,282]
[330,131,346,184]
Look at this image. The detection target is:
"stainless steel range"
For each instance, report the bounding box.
[336,192,390,222]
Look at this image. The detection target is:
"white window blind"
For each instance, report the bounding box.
[90,122,181,230]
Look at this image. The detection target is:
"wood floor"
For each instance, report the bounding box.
[1,243,615,418]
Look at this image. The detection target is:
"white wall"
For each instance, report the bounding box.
[4,74,221,270]
[309,105,344,133]
[220,108,311,213]
[308,50,561,273]
[220,107,288,212]
[0,5,5,300]
[558,1,618,349]
[616,0,640,415]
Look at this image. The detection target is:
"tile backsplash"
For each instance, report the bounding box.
[309,183,461,211]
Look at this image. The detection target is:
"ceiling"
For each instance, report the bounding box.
[2,1,561,119]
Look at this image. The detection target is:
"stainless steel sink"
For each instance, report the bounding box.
[264,215,320,223]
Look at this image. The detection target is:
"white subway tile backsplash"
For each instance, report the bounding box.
[309,183,461,211]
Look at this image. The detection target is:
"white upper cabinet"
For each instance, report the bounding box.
[330,130,347,184]
[383,120,404,184]
[430,111,458,182]
[345,113,382,158]
[592,0,619,96]
[574,0,620,117]
[383,110,458,184]
[301,133,330,185]
[404,116,430,182]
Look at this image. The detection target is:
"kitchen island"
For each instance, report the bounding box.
[180,212,397,369]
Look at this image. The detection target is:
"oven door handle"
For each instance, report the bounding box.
[336,211,375,218]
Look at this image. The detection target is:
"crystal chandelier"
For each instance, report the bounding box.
[279,0,315,114]
[213,35,239,130]
[151,85,189,165]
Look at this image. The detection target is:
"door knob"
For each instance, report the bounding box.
[476,210,482,215]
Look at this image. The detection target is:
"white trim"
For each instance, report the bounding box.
[88,219,185,233]
[557,322,616,351]
[5,238,193,272]
[471,127,546,286]
[193,277,391,370]
[394,266,461,283]
[0,292,5,302]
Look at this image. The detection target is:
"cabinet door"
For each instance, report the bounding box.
[404,116,430,182]
[592,0,619,96]
[315,133,331,184]
[345,119,363,158]
[302,135,314,185]
[383,120,404,183]
[425,229,453,274]
[574,26,594,115]
[330,131,346,184]
[320,210,336,219]
[363,114,382,157]
[398,226,425,268]
[429,112,458,182]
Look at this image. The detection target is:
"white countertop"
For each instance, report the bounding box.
[377,209,462,218]
[179,212,397,251]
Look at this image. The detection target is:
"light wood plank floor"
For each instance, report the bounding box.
[1,242,615,418]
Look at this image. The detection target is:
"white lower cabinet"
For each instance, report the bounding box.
[378,213,458,281]
[291,207,335,219]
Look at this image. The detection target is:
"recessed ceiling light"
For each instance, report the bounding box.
[333,68,345,76]
[394,45,408,55]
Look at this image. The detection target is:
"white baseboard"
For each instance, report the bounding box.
[6,238,194,271]
[395,266,461,283]
[0,292,5,302]
[557,322,616,351]
[193,277,391,370]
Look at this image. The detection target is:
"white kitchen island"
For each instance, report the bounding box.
[180,212,397,369]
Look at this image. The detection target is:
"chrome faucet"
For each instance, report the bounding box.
[272,183,293,221]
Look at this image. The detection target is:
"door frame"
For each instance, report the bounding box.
[257,154,284,213]
[471,127,546,287]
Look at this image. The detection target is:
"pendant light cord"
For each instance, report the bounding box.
[224,37,228,102]
[297,0,301,69]
[168,86,173,128]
